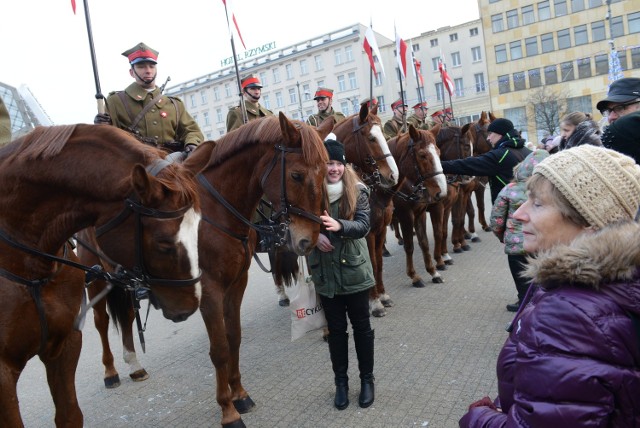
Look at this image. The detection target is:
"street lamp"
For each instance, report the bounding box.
[296,81,304,121]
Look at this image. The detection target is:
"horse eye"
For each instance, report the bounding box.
[156,241,176,255]
[291,172,304,182]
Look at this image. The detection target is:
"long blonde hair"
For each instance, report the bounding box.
[322,164,362,220]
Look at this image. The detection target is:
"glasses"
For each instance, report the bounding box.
[600,100,640,116]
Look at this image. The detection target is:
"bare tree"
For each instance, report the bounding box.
[526,86,572,138]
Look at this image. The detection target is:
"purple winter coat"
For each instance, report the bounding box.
[460,222,640,427]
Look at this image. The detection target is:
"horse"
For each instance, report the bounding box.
[367,125,446,315]
[0,124,202,427]
[184,113,329,428]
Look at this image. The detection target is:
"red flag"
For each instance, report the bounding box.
[439,57,454,97]
[363,25,385,77]
[222,0,246,50]
[71,0,76,14]
[414,58,424,86]
[395,28,408,78]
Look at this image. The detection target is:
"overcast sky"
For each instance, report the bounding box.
[3,0,479,124]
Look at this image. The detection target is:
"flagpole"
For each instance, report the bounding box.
[223,2,248,124]
[368,19,374,106]
[412,57,423,105]
[81,0,104,114]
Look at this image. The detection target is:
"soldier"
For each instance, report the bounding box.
[0,96,11,146]
[306,87,345,127]
[406,101,430,130]
[383,98,407,140]
[226,74,273,132]
[431,108,453,126]
[94,42,203,153]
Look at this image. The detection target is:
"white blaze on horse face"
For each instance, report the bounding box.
[177,208,202,300]
[428,144,448,197]
[370,125,399,185]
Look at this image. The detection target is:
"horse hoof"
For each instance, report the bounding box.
[233,396,256,414]
[397,239,404,246]
[278,298,290,307]
[372,307,387,317]
[412,280,426,288]
[462,245,471,251]
[483,226,492,232]
[104,374,121,389]
[432,276,444,284]
[453,247,463,253]
[382,249,391,257]
[464,233,472,239]
[222,419,247,428]
[130,369,149,382]
[471,237,481,242]
[445,259,454,265]
[381,298,394,308]
[436,264,447,271]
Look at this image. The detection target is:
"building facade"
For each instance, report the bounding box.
[0,82,52,139]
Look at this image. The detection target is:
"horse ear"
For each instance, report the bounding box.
[278,112,302,146]
[461,123,471,135]
[480,111,487,122]
[488,111,497,122]
[370,103,378,115]
[316,116,335,140]
[131,164,164,205]
[359,103,368,123]
[408,124,419,140]
[430,124,442,139]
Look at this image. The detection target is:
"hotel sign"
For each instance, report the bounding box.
[220,42,277,67]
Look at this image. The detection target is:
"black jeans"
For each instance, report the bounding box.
[507,254,530,302]
[320,289,372,336]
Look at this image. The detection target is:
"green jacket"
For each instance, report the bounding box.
[0,97,10,146]
[383,117,405,140]
[308,187,374,298]
[105,83,203,148]
[306,108,346,127]
[226,99,273,132]
[406,114,430,130]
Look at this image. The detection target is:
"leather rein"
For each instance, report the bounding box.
[349,116,394,189]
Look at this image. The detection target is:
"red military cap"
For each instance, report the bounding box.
[431,109,444,118]
[391,98,408,110]
[313,87,334,100]
[122,42,159,65]
[413,102,428,110]
[241,74,263,89]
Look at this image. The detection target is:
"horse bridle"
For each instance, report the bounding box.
[349,116,393,188]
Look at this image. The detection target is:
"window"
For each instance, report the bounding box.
[348,72,357,89]
[451,52,461,66]
[591,21,605,42]
[303,84,311,101]
[317,79,324,88]
[374,71,383,86]
[285,64,293,80]
[259,72,268,87]
[334,48,343,65]
[611,16,624,38]
[522,5,535,24]
[587,0,601,7]
[632,47,640,69]
[574,25,588,45]
[630,12,640,34]
[505,107,528,139]
[288,88,296,104]
[337,74,346,91]
[377,96,386,113]
[412,43,420,52]
[340,101,350,115]
[528,68,542,88]
[472,46,482,62]
[432,57,440,71]
[510,41,523,60]
[262,94,271,110]
[189,94,196,108]
[430,38,438,47]
[577,57,592,78]
[200,90,207,104]
[192,114,198,125]
[474,73,486,92]
[507,9,519,29]
[203,111,210,126]
[571,0,584,12]
[557,29,571,49]
[470,27,479,36]
[595,54,608,75]
[560,61,575,81]
[435,82,444,101]
[216,108,223,124]
[275,91,283,108]
[495,44,507,63]
[617,49,628,71]
[454,78,464,97]
[300,59,308,75]
[272,68,281,83]
[526,37,539,56]
[544,65,558,84]
[492,14,504,32]
[224,83,232,97]
[538,1,551,21]
[213,86,220,101]
[314,55,323,71]
[345,45,353,62]
[554,0,567,16]
[498,75,511,94]
[541,33,555,53]
[450,33,458,41]
[513,71,526,91]
[567,95,592,114]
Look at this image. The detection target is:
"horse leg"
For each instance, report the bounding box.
[476,178,492,232]
[89,281,121,388]
[428,202,447,271]
[452,189,471,252]
[44,329,84,427]
[465,190,480,242]
[390,212,403,246]
[415,210,442,284]
[268,250,289,306]
[121,304,148,383]
[366,233,386,318]
[395,208,424,288]
[0,358,26,426]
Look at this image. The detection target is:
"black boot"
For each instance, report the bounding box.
[354,329,375,408]
[328,333,349,410]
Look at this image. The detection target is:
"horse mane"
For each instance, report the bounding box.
[155,165,201,211]
[436,126,461,145]
[12,125,78,161]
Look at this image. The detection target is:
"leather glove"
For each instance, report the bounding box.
[94,113,112,125]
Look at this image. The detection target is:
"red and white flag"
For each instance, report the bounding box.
[439,56,454,97]
[71,0,76,14]
[222,0,246,50]
[363,24,385,77]
[414,58,424,86]
[395,27,408,79]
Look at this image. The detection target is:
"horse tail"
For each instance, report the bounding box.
[269,248,299,288]
[106,286,131,334]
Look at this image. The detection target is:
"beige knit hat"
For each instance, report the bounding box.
[533,145,640,229]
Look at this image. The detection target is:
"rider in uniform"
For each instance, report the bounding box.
[94,42,203,153]
[406,102,430,130]
[383,98,408,140]
[226,74,273,132]
[306,87,346,127]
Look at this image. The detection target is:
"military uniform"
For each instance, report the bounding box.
[306,108,346,127]
[383,117,405,140]
[406,114,430,130]
[0,96,11,146]
[226,99,273,132]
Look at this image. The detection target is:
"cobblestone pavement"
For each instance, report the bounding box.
[18,195,518,427]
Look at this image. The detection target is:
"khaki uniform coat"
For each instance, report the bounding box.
[383,117,405,140]
[406,114,430,130]
[226,99,273,132]
[306,108,346,127]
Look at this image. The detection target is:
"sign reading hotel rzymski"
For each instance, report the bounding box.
[221,42,276,67]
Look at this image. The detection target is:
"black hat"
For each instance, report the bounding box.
[324,139,346,164]
[487,118,515,136]
[596,77,640,111]
[601,111,640,164]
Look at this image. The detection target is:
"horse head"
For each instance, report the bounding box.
[333,103,399,189]
[463,113,491,156]
[436,125,473,161]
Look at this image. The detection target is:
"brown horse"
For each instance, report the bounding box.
[367,125,446,315]
[184,113,329,428]
[0,125,202,427]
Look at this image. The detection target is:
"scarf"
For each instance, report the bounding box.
[327,181,343,203]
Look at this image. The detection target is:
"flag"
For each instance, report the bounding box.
[438,56,454,97]
[608,48,624,89]
[414,58,424,86]
[395,27,408,79]
[363,24,385,77]
[222,0,246,50]
[71,0,76,14]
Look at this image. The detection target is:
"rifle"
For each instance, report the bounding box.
[159,76,171,94]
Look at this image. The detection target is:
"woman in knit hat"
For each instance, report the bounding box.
[309,139,376,411]
[460,145,640,427]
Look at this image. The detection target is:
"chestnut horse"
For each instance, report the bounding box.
[367,125,446,316]
[0,125,201,427]
[184,113,329,428]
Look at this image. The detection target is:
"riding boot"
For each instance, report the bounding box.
[354,329,375,408]
[328,332,349,410]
